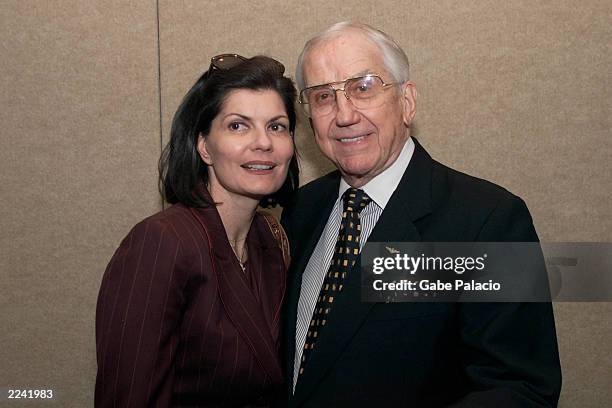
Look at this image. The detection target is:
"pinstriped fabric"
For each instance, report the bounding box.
[293,193,383,389]
[95,203,286,407]
[297,188,371,378]
[127,226,179,405]
[172,210,207,397]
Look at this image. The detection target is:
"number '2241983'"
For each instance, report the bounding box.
[7,389,53,399]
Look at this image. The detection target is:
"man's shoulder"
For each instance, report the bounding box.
[296,169,341,198]
[431,159,524,212]
[408,138,525,215]
[284,169,340,210]
[281,170,339,229]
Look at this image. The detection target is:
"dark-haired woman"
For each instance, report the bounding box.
[95,55,298,407]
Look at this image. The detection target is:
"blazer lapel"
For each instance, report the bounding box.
[189,206,283,385]
[248,216,286,345]
[369,137,434,239]
[292,137,434,404]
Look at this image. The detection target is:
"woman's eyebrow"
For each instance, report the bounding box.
[268,115,289,122]
[221,113,252,121]
[221,113,288,122]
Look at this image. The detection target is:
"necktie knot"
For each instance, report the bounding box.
[342,188,371,213]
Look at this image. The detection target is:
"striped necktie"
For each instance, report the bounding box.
[298,187,371,377]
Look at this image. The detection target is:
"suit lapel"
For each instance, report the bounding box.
[292,137,434,404]
[369,137,434,238]
[189,206,284,385]
[282,173,339,394]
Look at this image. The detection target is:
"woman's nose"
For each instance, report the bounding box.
[252,127,273,151]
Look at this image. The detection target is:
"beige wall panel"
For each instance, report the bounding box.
[1,1,160,405]
[159,1,610,405]
[554,302,612,407]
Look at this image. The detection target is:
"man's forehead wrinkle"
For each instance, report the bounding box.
[304,43,383,87]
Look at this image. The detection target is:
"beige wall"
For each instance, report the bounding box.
[1,1,610,406]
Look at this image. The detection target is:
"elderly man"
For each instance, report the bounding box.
[281,22,561,407]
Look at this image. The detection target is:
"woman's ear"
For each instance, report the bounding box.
[196,133,213,165]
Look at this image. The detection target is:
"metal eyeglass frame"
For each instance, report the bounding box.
[298,74,398,116]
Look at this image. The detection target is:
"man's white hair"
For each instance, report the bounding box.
[295,21,411,90]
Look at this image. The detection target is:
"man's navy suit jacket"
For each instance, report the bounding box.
[281,137,561,407]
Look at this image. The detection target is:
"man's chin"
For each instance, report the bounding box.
[339,166,378,188]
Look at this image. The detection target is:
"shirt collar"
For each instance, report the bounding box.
[338,137,415,209]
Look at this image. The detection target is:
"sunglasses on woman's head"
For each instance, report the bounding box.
[209,54,248,71]
[208,54,285,74]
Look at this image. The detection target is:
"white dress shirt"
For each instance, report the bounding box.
[293,137,415,389]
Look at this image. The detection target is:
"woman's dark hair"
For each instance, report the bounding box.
[159,55,299,208]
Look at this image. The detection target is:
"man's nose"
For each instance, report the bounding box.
[334,90,360,127]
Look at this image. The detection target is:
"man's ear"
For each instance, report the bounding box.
[196,133,213,165]
[400,81,417,127]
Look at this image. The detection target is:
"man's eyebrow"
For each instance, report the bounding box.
[308,70,376,88]
[354,69,375,77]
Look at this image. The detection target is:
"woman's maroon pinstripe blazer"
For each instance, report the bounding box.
[95,202,286,407]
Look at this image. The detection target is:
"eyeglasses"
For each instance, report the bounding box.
[298,75,398,117]
[208,53,286,74]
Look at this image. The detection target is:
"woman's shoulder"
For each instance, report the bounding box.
[123,204,209,250]
[129,203,184,233]
[252,211,277,241]
[108,204,214,280]
[253,211,289,259]
[138,203,191,226]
